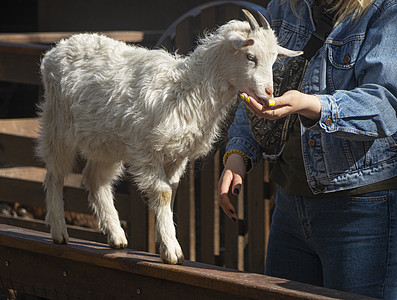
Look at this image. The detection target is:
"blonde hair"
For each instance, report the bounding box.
[290,0,375,26]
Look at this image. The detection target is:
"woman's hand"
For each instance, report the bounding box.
[218,153,246,222]
[243,90,322,121]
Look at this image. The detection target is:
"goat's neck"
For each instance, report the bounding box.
[173,52,238,157]
[179,47,237,116]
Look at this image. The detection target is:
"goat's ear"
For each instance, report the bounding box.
[277,45,303,58]
[228,33,255,50]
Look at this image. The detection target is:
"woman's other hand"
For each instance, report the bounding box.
[218,153,246,222]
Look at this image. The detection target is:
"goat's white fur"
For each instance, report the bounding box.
[37,15,301,264]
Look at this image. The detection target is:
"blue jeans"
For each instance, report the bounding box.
[265,187,397,299]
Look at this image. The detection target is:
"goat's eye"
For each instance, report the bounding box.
[247,54,257,64]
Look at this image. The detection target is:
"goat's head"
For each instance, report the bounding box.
[222,9,302,103]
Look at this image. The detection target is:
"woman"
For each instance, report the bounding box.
[218,0,397,298]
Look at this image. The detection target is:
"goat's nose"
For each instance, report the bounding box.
[265,88,273,98]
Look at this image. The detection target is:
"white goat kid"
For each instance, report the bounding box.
[37,10,301,264]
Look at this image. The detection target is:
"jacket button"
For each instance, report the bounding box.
[308,139,316,147]
[316,183,325,191]
[325,116,332,126]
[343,53,351,65]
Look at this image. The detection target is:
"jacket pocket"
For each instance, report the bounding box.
[326,34,365,91]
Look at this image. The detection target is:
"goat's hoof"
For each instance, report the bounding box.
[160,244,184,265]
[161,251,184,265]
[51,229,69,245]
[108,231,128,249]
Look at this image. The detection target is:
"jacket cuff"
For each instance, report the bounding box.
[300,94,337,132]
[226,137,261,172]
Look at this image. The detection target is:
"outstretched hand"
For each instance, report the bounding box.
[242,90,322,121]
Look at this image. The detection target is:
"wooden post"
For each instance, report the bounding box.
[176,161,196,261]
[127,183,148,252]
[246,162,265,274]
[200,151,220,265]
[224,192,239,270]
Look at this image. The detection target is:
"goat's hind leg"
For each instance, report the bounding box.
[42,151,75,244]
[44,170,70,244]
[83,160,128,248]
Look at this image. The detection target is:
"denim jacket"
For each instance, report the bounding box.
[227,0,397,194]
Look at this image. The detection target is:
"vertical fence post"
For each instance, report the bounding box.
[200,150,221,265]
[176,161,196,261]
[263,160,275,263]
[247,162,265,274]
[127,183,148,252]
[237,184,245,271]
[175,16,193,55]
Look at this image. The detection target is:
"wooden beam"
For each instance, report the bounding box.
[0,215,106,244]
[0,31,144,85]
[0,167,131,220]
[0,118,39,138]
[0,224,375,300]
[0,31,144,45]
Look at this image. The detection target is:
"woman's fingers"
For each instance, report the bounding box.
[218,153,247,222]
[242,94,279,119]
[218,169,238,221]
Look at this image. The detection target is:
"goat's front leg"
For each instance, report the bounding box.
[152,189,184,264]
[133,162,185,264]
[155,159,189,263]
[130,160,185,264]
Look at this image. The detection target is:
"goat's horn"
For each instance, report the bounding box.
[242,9,259,31]
[257,11,270,30]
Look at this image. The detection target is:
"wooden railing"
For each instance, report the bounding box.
[0,224,376,300]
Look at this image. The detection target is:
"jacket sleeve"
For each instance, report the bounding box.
[301,5,397,140]
[226,102,263,169]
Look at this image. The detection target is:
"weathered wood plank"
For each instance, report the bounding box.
[0,167,131,220]
[0,31,144,44]
[0,224,376,300]
[0,215,107,243]
[0,245,244,300]
[0,31,144,85]
[0,118,39,138]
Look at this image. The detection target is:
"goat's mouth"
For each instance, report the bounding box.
[239,91,271,107]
